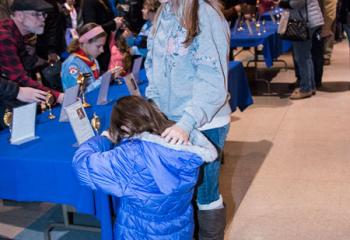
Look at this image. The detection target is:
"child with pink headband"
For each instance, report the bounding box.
[61,23,121,92]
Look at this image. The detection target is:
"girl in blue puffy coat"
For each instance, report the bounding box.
[73,96,217,240]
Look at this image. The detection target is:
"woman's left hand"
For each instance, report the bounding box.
[161,125,189,145]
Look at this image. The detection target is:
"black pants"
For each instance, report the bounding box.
[295,27,324,88]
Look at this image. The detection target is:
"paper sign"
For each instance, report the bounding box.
[97,71,112,105]
[245,20,253,35]
[10,103,38,145]
[65,100,95,146]
[131,57,143,83]
[124,73,141,96]
[59,85,80,122]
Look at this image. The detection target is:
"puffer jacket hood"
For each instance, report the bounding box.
[133,131,217,195]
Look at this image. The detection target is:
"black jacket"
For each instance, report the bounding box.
[81,0,116,33]
[0,77,20,129]
[340,0,349,24]
[36,0,66,58]
[0,77,19,104]
[80,0,117,72]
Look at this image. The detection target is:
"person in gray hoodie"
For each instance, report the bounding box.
[280,0,324,99]
[145,0,231,238]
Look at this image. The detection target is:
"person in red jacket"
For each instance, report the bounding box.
[0,0,64,104]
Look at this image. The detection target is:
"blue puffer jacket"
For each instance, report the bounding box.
[73,131,217,239]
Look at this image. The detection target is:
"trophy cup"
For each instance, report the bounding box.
[90,113,101,135]
[237,14,244,32]
[77,72,91,108]
[45,91,56,120]
[262,19,267,33]
[255,21,261,36]
[3,109,13,132]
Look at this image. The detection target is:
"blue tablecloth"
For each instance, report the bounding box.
[231,21,292,67]
[261,8,284,21]
[0,81,147,240]
[228,61,253,112]
[0,66,252,240]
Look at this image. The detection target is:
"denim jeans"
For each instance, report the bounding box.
[196,124,230,205]
[294,27,324,88]
[292,27,317,92]
[344,24,350,47]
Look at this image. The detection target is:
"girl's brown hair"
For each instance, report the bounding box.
[143,0,161,13]
[108,96,174,143]
[114,30,132,72]
[67,23,107,53]
[153,0,223,46]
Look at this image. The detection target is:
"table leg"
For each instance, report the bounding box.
[44,205,101,240]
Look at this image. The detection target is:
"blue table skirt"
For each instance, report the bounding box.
[0,66,252,240]
[228,61,253,112]
[231,21,292,67]
[0,80,149,240]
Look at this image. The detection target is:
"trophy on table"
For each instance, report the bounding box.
[90,113,101,135]
[255,21,262,36]
[237,14,244,32]
[262,19,267,33]
[77,72,91,108]
[45,91,56,120]
[255,15,262,36]
[3,109,13,132]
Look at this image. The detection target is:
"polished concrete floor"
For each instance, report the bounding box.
[0,41,349,240]
[223,41,350,240]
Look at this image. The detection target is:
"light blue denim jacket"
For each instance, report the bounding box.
[61,54,101,92]
[145,0,232,134]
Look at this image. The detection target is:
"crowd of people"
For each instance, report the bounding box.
[222,0,349,99]
[0,0,349,239]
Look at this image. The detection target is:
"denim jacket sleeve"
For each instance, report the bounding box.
[177,5,230,134]
[145,33,161,106]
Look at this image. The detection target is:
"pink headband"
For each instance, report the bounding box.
[79,26,104,43]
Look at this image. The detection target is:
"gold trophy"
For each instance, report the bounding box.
[45,91,56,120]
[90,113,101,135]
[255,21,261,36]
[77,72,91,108]
[262,19,267,33]
[3,109,13,132]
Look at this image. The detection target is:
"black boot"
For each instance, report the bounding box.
[198,207,226,240]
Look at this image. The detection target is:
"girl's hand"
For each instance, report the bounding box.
[110,66,123,78]
[114,17,124,29]
[161,124,189,145]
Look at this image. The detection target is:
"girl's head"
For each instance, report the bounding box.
[66,0,75,6]
[154,0,223,46]
[142,0,161,21]
[114,30,132,72]
[67,23,107,58]
[109,96,174,142]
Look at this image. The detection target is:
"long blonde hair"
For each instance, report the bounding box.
[153,0,223,46]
